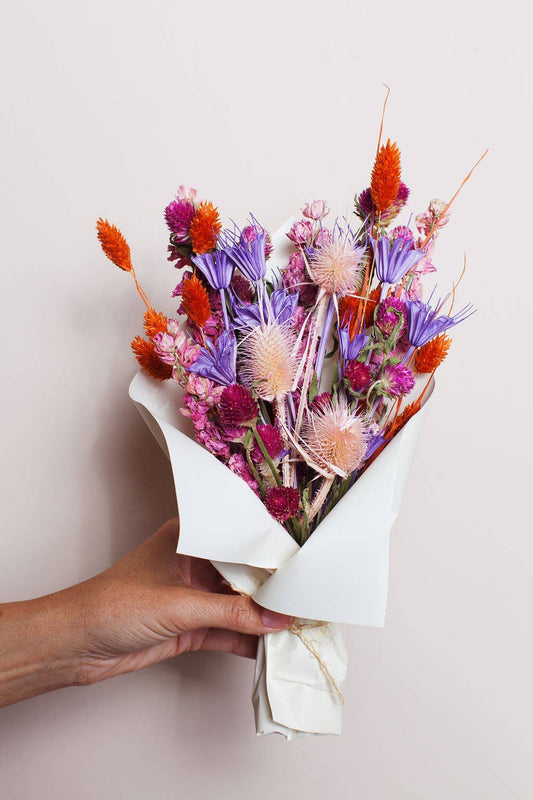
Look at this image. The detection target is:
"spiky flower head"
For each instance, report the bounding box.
[219,384,258,427]
[308,231,365,297]
[240,322,298,401]
[302,396,369,478]
[265,486,300,523]
[381,363,415,398]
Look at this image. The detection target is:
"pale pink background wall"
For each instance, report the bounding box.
[1,1,531,798]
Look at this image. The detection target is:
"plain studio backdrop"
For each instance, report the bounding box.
[0,1,531,798]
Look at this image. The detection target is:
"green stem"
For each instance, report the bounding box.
[245,447,266,499]
[252,426,282,486]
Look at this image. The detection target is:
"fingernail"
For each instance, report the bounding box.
[261,608,293,631]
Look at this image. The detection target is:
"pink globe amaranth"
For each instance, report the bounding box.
[230,273,254,304]
[287,219,314,246]
[265,486,300,522]
[251,424,284,463]
[164,200,195,241]
[219,384,258,426]
[311,392,332,412]
[376,297,407,338]
[382,363,415,398]
[344,361,372,393]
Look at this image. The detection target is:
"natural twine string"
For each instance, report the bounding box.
[228,581,344,704]
[289,620,345,704]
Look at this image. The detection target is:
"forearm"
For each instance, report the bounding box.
[0,588,86,708]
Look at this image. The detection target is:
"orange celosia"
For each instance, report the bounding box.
[181,273,211,328]
[415,334,452,374]
[131,336,172,381]
[189,201,221,254]
[143,307,168,339]
[370,139,401,213]
[96,218,132,272]
[385,399,420,440]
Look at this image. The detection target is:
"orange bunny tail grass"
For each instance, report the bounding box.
[181,273,211,328]
[96,218,132,272]
[370,139,402,213]
[131,336,172,381]
[189,201,222,254]
[143,307,168,339]
[415,334,452,374]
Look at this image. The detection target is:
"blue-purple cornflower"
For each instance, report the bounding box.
[225,230,267,282]
[371,236,426,287]
[192,249,234,290]
[233,286,298,328]
[338,325,369,362]
[188,329,236,385]
[405,298,475,350]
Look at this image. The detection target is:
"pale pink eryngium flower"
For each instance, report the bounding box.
[241,321,299,402]
[308,233,365,297]
[301,395,369,478]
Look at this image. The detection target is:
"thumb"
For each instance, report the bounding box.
[178,588,294,635]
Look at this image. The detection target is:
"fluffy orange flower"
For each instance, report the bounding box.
[189,201,221,254]
[131,336,172,381]
[370,140,401,213]
[143,307,168,339]
[415,334,452,374]
[181,273,211,328]
[385,400,420,439]
[96,218,132,272]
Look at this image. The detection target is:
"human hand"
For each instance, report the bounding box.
[0,518,293,707]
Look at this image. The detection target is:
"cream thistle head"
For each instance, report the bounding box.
[301,395,369,478]
[307,229,365,297]
[240,321,299,402]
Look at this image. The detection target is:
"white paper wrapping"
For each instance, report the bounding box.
[129,371,432,737]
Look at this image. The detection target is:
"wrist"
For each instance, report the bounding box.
[0,587,88,708]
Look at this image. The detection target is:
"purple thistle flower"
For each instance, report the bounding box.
[338,325,369,362]
[240,225,273,259]
[381,363,415,398]
[365,432,385,460]
[371,236,427,287]
[188,329,236,386]
[164,200,195,242]
[192,249,235,290]
[405,298,475,349]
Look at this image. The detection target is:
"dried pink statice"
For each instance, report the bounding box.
[283,251,317,307]
[265,486,300,522]
[287,219,314,247]
[301,396,369,478]
[228,453,259,496]
[302,200,329,220]
[219,384,258,426]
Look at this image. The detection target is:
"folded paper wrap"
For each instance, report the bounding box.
[129,370,432,737]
